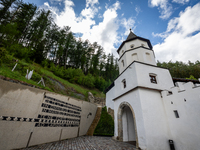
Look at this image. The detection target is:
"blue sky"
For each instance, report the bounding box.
[23,0,200,62]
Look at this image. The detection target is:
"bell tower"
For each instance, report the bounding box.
[118,30,156,74]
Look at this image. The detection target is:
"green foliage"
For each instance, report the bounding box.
[0,54,105,98]
[82,74,95,88]
[31,72,42,82]
[0,47,8,65]
[8,44,30,60]
[94,76,106,91]
[49,62,56,72]
[41,59,49,69]
[94,106,114,136]
[186,75,197,80]
[157,60,200,79]
[0,0,119,92]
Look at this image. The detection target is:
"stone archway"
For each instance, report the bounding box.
[117,102,138,148]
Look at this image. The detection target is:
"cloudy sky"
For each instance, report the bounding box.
[23,0,200,63]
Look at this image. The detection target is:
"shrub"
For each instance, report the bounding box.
[8,44,30,60]
[31,72,42,82]
[186,75,197,80]
[94,106,114,136]
[64,68,74,80]
[49,62,56,72]
[41,59,49,69]
[94,76,106,91]
[83,74,95,88]
[0,47,8,65]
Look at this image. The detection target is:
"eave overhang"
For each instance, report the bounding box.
[117,36,153,54]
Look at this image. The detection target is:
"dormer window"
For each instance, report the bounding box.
[122,79,126,88]
[130,44,134,49]
[149,74,157,84]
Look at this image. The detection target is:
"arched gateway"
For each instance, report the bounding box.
[117,102,138,148]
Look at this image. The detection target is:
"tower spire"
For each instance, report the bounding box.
[126,29,137,40]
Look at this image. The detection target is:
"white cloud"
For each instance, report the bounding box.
[172,0,189,4]
[121,18,135,35]
[81,1,121,55]
[86,0,99,7]
[42,0,122,56]
[153,3,200,62]
[135,6,141,16]
[148,0,173,19]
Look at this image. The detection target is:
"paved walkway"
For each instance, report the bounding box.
[21,136,138,150]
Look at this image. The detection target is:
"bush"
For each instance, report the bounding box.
[94,106,114,136]
[49,62,56,72]
[31,72,42,82]
[0,47,8,65]
[83,74,95,88]
[41,59,49,69]
[64,67,74,80]
[8,44,30,60]
[94,76,106,91]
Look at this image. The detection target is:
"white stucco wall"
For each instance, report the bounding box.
[113,89,147,150]
[118,39,155,74]
[161,82,200,150]
[106,85,115,110]
[119,48,156,74]
[134,62,174,90]
[126,48,155,66]
[106,62,174,103]
[125,39,149,50]
[139,88,171,150]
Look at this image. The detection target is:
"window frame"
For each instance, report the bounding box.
[174,110,179,118]
[130,44,134,49]
[149,74,157,84]
[121,60,124,67]
[122,79,126,88]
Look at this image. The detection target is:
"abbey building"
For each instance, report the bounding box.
[106,31,200,150]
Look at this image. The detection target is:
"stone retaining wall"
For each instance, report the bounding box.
[0,79,97,150]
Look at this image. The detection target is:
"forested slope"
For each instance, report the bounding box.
[0,0,119,95]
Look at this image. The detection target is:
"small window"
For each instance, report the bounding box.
[132,53,138,61]
[122,50,124,54]
[141,44,145,47]
[130,44,134,49]
[122,79,126,88]
[149,74,157,84]
[174,110,179,118]
[121,60,124,67]
[146,52,151,61]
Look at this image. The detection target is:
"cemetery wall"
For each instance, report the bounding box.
[0,79,97,150]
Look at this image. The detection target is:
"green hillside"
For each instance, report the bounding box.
[0,51,105,100]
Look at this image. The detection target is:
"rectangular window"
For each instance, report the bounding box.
[174,110,179,118]
[122,79,126,88]
[149,75,157,84]
[121,60,124,67]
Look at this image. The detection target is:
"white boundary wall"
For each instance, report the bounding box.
[0,79,97,150]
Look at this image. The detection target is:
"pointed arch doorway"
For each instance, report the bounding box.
[118,102,138,148]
